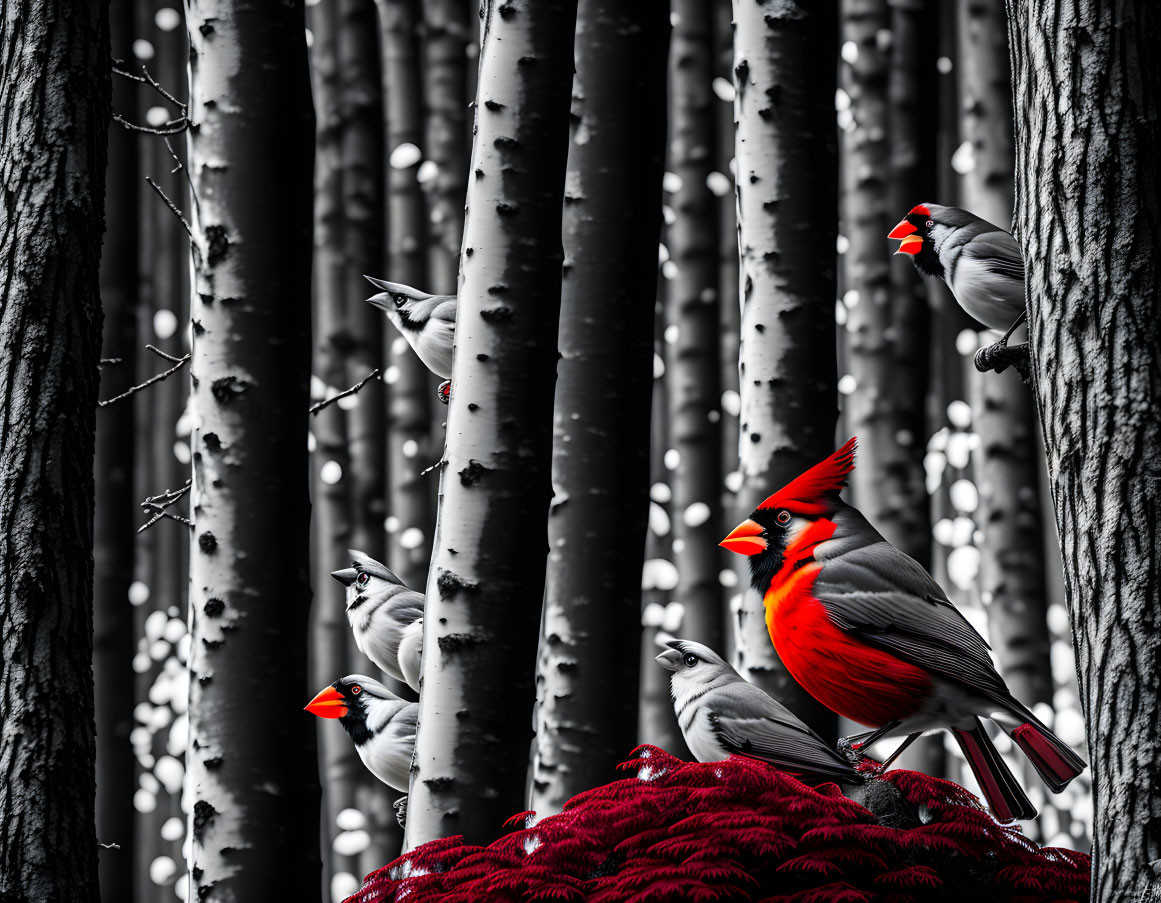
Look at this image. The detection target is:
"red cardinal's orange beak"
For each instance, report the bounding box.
[305,685,347,719]
[720,519,767,556]
[888,219,917,239]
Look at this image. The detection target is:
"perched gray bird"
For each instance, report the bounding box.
[365,275,456,403]
[889,203,1028,375]
[397,616,423,692]
[656,639,862,786]
[332,550,424,691]
[305,675,417,793]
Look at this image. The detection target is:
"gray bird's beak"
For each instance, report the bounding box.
[331,567,358,587]
[655,649,684,673]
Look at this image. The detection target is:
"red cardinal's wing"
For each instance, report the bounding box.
[812,542,1016,710]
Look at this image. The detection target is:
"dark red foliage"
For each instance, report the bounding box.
[347,746,1089,902]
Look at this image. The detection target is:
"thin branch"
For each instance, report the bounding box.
[98,350,191,407]
[112,113,190,136]
[111,61,193,135]
[112,60,187,109]
[98,357,122,366]
[145,177,194,240]
[308,368,382,415]
[165,136,201,217]
[137,480,193,534]
[98,842,121,851]
[146,344,186,364]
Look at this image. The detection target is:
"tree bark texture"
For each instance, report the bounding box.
[421,0,471,298]
[405,0,578,849]
[730,0,839,735]
[94,1,139,896]
[667,0,723,653]
[0,3,109,901]
[842,0,927,560]
[958,0,1052,709]
[637,323,689,758]
[715,1,741,667]
[379,0,435,593]
[884,0,933,568]
[183,3,321,900]
[530,0,668,817]
[881,0,941,777]
[339,0,387,565]
[307,1,361,890]
[1007,2,1160,897]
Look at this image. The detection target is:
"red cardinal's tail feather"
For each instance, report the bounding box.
[951,719,1037,822]
[1011,721,1086,793]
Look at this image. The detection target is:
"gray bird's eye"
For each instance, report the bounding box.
[356,573,369,587]
[683,654,698,668]
[393,295,406,308]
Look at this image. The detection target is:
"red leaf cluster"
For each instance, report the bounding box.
[347,746,1089,902]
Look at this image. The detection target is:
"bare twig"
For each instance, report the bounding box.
[145,177,194,240]
[137,480,193,534]
[98,348,191,407]
[146,344,186,364]
[98,842,121,851]
[98,357,123,367]
[112,60,186,108]
[111,61,193,135]
[165,136,201,217]
[309,368,382,415]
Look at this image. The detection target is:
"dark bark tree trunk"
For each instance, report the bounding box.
[842,0,926,558]
[94,2,139,897]
[337,0,396,872]
[729,0,838,736]
[339,0,387,564]
[183,3,321,899]
[147,13,194,896]
[530,0,668,816]
[1007,2,1160,896]
[882,0,941,776]
[958,0,1051,710]
[0,3,109,900]
[306,1,363,895]
[714,0,741,664]
[667,0,722,653]
[405,0,578,849]
[884,0,933,569]
[637,314,688,757]
[379,0,434,593]
[421,0,470,298]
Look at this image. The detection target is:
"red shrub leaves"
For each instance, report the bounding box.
[348,746,1089,902]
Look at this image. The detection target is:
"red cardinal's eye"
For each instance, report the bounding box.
[926,219,933,228]
[775,510,792,527]
[351,685,361,695]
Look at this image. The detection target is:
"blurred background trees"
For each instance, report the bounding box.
[82,0,1107,900]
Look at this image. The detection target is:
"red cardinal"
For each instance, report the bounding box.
[720,438,1085,821]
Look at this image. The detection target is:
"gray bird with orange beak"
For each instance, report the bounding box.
[305,675,417,793]
[889,203,1029,374]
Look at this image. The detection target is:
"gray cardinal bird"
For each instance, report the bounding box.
[396,617,423,692]
[332,550,424,692]
[656,639,862,786]
[365,275,456,403]
[305,675,417,793]
[888,203,1028,376]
